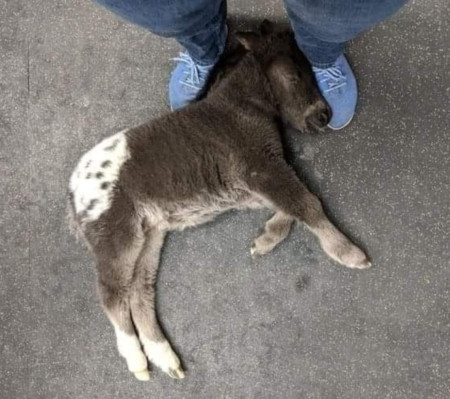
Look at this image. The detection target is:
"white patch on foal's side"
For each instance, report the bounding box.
[70,130,130,222]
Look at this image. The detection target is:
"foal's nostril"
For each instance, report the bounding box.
[304,101,332,131]
[318,111,329,126]
[317,104,331,127]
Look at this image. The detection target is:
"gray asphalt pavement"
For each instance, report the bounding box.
[1,0,449,398]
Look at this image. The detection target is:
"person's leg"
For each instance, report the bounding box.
[93,0,227,109]
[284,0,408,129]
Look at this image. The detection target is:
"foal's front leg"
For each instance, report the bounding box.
[248,163,371,269]
[251,211,294,256]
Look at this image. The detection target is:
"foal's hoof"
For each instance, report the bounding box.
[251,239,272,257]
[340,245,372,270]
[167,366,186,379]
[133,369,150,381]
[323,239,372,270]
[352,258,372,269]
[250,242,259,257]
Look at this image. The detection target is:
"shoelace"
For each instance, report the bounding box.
[312,66,347,93]
[172,52,212,90]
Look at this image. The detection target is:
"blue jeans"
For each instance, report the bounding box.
[93,0,407,67]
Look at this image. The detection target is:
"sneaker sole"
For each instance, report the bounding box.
[327,113,354,131]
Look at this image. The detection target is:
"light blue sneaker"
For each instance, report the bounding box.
[168,52,217,110]
[313,55,357,130]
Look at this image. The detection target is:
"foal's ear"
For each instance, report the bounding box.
[260,19,274,35]
[236,32,260,51]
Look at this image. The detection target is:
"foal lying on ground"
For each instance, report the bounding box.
[69,21,371,381]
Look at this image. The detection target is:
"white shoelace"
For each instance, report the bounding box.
[313,66,347,93]
[172,52,212,90]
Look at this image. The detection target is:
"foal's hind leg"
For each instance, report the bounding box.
[98,281,150,381]
[251,211,294,256]
[130,228,185,379]
[248,162,371,269]
[94,230,150,381]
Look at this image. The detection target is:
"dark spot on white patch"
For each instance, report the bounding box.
[101,182,110,190]
[96,172,104,179]
[104,139,119,151]
[87,199,98,211]
[101,160,112,168]
[86,173,92,179]
[85,160,92,168]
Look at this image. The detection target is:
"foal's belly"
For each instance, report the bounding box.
[140,190,266,231]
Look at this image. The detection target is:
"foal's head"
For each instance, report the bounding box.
[236,20,331,133]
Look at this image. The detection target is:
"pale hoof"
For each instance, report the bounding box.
[133,369,150,381]
[351,258,372,270]
[250,242,258,257]
[167,366,186,379]
[339,245,372,270]
[322,239,372,270]
[251,239,273,257]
